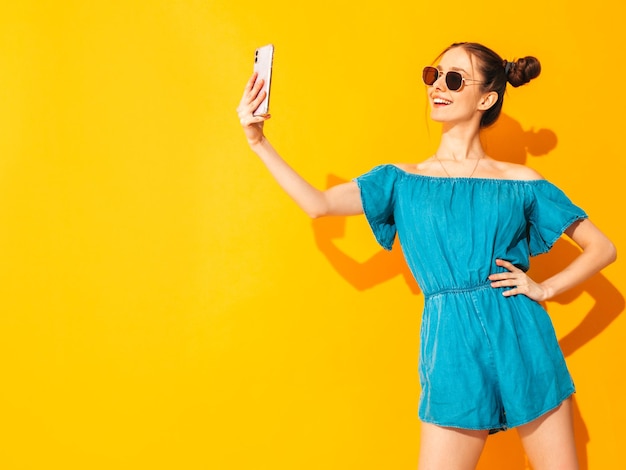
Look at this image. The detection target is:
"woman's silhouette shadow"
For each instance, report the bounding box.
[311,113,624,469]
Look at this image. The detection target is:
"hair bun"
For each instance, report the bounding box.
[506,56,541,87]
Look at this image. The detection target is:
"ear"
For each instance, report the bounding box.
[478,91,498,111]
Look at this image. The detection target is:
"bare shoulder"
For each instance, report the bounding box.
[486,159,544,181]
[391,160,438,175]
[392,162,416,173]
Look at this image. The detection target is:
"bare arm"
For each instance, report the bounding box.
[236,73,363,218]
[538,218,617,299]
[489,218,617,301]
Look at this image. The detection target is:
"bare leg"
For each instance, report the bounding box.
[517,397,579,470]
[418,422,489,470]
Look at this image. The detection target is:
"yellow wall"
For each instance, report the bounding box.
[0,1,623,469]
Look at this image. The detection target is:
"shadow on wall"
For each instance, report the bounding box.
[311,113,624,470]
[481,112,559,165]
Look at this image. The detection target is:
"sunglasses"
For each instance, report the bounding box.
[422,66,483,91]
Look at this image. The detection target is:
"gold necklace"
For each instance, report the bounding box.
[435,153,483,178]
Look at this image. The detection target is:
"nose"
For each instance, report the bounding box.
[433,71,447,91]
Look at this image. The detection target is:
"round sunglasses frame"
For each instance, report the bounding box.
[422,66,484,92]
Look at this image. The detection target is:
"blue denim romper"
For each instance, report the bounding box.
[355,165,587,432]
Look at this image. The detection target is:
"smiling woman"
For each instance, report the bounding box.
[425,44,541,131]
[237,39,616,469]
[0,2,623,469]
[422,43,541,128]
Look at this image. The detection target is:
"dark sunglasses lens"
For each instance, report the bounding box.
[422,67,438,86]
[446,71,463,91]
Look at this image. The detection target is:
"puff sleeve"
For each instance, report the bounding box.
[354,165,400,250]
[527,180,588,256]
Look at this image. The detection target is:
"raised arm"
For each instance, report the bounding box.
[237,73,363,218]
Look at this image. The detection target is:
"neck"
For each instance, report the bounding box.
[436,123,484,161]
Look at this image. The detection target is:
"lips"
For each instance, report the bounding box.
[433,97,452,105]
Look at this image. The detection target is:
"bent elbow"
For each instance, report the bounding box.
[305,202,331,219]
[597,237,618,268]
[307,209,327,219]
[607,240,618,264]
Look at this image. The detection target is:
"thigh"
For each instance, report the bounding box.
[418,422,488,470]
[516,397,579,470]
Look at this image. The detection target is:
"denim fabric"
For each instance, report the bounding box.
[355,165,587,432]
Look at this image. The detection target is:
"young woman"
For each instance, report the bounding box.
[237,42,616,469]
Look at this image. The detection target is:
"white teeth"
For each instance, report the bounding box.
[434,98,452,105]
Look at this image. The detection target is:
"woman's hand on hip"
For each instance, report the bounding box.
[489,258,548,302]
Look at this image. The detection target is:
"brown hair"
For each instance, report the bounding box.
[440,42,541,128]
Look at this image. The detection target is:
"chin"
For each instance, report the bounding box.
[430,113,451,124]
[430,111,471,126]
[430,108,451,120]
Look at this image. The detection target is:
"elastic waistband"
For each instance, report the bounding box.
[424,281,492,299]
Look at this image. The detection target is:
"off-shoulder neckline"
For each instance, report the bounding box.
[389,164,547,183]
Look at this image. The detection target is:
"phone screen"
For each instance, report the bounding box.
[253,44,274,116]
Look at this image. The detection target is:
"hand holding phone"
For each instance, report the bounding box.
[252,44,274,116]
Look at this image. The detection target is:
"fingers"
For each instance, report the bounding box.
[241,72,261,98]
[237,73,270,126]
[244,72,258,93]
[249,89,267,114]
[488,259,546,300]
[489,258,524,295]
[489,276,523,288]
[489,275,526,298]
[494,258,520,272]
[488,259,519,282]
[240,73,264,105]
[501,286,522,297]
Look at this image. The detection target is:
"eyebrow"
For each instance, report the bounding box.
[437,66,470,74]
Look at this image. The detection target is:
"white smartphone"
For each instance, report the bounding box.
[252,44,274,116]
